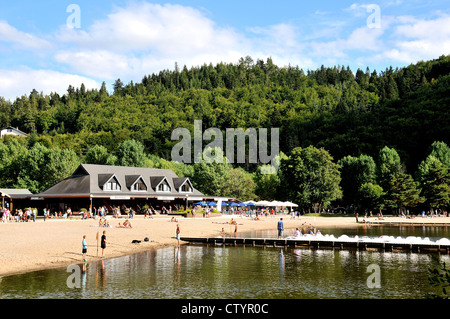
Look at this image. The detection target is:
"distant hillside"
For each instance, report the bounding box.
[1,54,449,173]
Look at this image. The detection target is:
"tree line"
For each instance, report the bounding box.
[0,134,449,215]
[0,55,449,213]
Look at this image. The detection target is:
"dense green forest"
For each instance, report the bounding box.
[0,55,449,214]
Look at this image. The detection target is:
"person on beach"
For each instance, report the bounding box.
[277,218,284,238]
[176,224,181,247]
[122,220,132,228]
[82,235,87,261]
[101,231,107,258]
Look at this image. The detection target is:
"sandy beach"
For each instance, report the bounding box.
[1,214,449,277]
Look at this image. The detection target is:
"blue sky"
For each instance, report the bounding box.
[0,0,449,100]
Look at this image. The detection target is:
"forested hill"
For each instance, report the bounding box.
[1,54,449,176]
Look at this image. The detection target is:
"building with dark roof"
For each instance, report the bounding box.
[32,164,207,214]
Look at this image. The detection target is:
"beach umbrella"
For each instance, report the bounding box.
[236,202,246,207]
[229,202,239,207]
[255,200,271,206]
[268,200,283,207]
[222,202,229,206]
[194,202,206,206]
[207,202,217,206]
[244,201,256,206]
[285,201,298,207]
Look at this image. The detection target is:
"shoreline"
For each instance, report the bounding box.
[1,214,450,277]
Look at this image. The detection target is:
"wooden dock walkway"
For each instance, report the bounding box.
[367,221,450,226]
[180,236,450,253]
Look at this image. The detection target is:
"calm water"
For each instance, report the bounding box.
[1,225,449,299]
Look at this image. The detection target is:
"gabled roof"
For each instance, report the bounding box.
[125,175,148,191]
[150,176,170,191]
[173,177,189,189]
[98,174,116,187]
[173,177,194,192]
[37,163,204,198]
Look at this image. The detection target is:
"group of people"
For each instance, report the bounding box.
[277,218,322,238]
[82,219,181,263]
[82,231,108,262]
[1,207,38,222]
[420,209,449,218]
[98,218,111,228]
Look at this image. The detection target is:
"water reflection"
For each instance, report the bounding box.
[1,226,449,299]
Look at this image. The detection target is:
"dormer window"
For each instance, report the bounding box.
[99,174,122,191]
[132,179,147,191]
[157,182,171,192]
[174,177,193,193]
[104,177,121,191]
[126,175,147,192]
[151,176,171,192]
[181,184,191,192]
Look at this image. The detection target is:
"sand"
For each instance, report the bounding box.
[1,214,449,277]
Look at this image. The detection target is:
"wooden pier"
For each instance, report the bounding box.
[180,236,450,253]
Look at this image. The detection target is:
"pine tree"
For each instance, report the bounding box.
[384,172,424,214]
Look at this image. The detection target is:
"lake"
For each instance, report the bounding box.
[0,224,449,299]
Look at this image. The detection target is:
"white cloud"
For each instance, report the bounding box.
[394,14,450,40]
[0,67,99,101]
[367,13,450,66]
[0,20,51,49]
[308,26,385,64]
[2,1,450,101]
[54,2,250,80]
[54,50,138,80]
